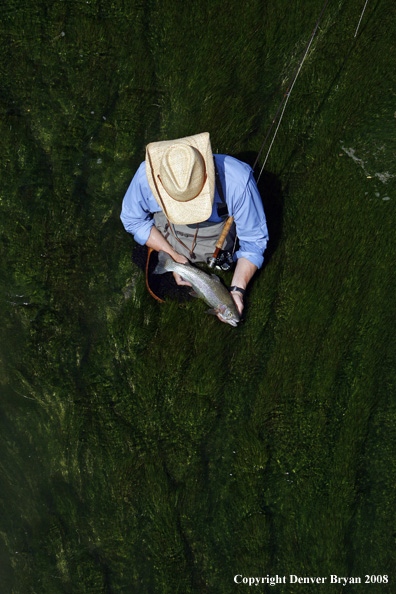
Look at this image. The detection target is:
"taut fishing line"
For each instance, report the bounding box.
[253,0,330,181]
[354,0,369,37]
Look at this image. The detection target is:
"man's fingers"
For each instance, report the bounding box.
[173,272,192,287]
[230,291,244,315]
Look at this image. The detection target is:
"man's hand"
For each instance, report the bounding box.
[218,256,257,323]
[216,290,244,325]
[146,226,192,287]
[230,290,244,316]
[172,253,192,287]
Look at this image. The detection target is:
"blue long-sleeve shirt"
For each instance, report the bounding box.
[120,154,269,269]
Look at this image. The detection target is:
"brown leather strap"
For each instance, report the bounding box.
[145,248,165,303]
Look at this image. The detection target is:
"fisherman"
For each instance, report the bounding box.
[120,132,268,318]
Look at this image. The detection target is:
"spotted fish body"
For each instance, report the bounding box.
[153,251,240,327]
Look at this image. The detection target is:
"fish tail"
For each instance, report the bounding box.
[153,250,174,275]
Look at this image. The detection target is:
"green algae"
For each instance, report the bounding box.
[1,0,396,592]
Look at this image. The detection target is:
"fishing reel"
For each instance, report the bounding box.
[207,250,234,271]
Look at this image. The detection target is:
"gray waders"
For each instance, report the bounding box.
[153,210,236,263]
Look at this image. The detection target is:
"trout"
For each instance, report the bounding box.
[153,251,240,327]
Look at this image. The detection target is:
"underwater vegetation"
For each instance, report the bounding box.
[1,0,395,592]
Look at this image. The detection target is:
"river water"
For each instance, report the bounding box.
[1,1,395,592]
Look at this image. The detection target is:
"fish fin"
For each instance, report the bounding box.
[189,290,199,298]
[211,274,221,282]
[153,262,167,275]
[206,308,219,316]
[153,250,173,275]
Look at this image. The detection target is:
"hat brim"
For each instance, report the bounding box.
[145,132,215,225]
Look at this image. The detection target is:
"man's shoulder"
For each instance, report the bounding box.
[125,160,156,207]
[134,161,148,184]
[214,154,253,183]
[130,161,153,198]
[214,155,252,178]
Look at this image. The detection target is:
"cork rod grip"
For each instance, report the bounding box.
[215,216,234,250]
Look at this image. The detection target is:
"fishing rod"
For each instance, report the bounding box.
[207,216,235,269]
[253,0,330,181]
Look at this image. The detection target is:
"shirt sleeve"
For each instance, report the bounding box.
[231,172,269,269]
[120,164,155,245]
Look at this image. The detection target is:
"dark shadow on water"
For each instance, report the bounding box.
[132,245,193,303]
[232,151,284,267]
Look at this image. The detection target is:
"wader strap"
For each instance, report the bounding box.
[214,159,228,217]
[214,157,237,257]
[168,220,199,259]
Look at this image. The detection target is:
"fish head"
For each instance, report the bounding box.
[217,304,240,327]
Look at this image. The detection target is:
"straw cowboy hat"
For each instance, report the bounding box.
[145,132,215,225]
